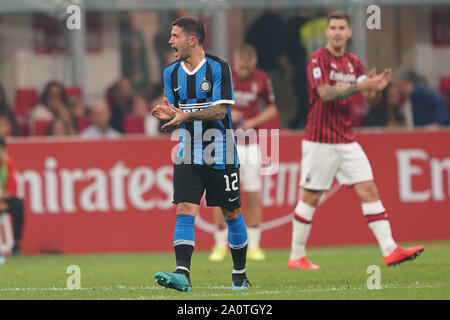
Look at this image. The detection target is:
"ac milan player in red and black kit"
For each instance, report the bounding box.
[209,45,278,262]
[288,11,424,270]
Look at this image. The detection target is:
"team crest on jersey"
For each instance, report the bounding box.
[200,80,211,92]
[313,67,322,79]
[347,62,354,73]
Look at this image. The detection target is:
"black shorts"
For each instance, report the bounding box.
[173,164,241,210]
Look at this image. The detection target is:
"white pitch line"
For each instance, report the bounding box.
[0,285,247,292]
[0,282,448,297]
[144,282,450,299]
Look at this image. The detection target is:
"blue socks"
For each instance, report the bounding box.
[225,213,248,272]
[173,214,195,278]
[173,213,248,278]
[173,214,195,247]
[225,213,248,249]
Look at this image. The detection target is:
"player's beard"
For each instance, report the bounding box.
[178,45,192,62]
[331,39,346,53]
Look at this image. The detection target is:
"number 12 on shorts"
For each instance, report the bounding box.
[224,173,239,191]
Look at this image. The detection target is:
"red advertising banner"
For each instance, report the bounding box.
[6,130,450,255]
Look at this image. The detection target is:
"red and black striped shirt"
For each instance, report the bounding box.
[304,47,366,144]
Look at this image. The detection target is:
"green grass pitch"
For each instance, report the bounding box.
[0,241,449,300]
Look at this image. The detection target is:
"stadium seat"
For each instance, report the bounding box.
[66,86,83,99]
[12,105,31,136]
[15,88,38,110]
[33,120,51,136]
[123,115,145,134]
[17,121,29,136]
[440,76,450,104]
[77,116,91,133]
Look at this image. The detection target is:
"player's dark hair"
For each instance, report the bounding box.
[327,10,351,27]
[398,70,421,84]
[172,16,206,45]
[41,80,69,106]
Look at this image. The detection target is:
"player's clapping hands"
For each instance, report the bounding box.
[374,68,392,91]
[152,97,176,121]
[362,68,392,92]
[152,97,188,131]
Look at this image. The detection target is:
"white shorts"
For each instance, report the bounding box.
[300,140,374,190]
[237,143,262,193]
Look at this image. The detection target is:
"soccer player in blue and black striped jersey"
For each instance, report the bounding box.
[152,16,250,291]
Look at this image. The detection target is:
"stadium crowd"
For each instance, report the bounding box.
[0,68,447,140]
[0,10,449,139]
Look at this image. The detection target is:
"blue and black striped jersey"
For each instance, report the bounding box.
[162,53,239,169]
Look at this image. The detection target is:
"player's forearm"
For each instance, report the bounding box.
[317,84,360,102]
[185,104,229,121]
[247,105,278,128]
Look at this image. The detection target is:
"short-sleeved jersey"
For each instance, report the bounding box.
[231,68,275,125]
[304,47,366,143]
[163,53,239,169]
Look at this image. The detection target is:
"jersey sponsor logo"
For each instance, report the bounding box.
[234,90,257,107]
[200,80,211,92]
[174,85,183,92]
[329,70,356,85]
[331,62,337,70]
[313,67,322,79]
[347,62,354,73]
[251,82,258,93]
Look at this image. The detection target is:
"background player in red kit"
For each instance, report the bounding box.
[209,45,278,262]
[288,11,424,270]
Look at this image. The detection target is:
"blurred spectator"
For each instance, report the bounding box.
[364,83,405,128]
[29,81,72,133]
[0,84,19,136]
[139,50,176,136]
[0,137,25,256]
[132,94,149,116]
[246,10,298,128]
[81,101,120,138]
[148,83,167,135]
[119,13,150,94]
[299,14,328,59]
[68,96,88,131]
[132,94,161,136]
[109,78,135,133]
[0,112,13,137]
[246,10,289,71]
[286,15,309,129]
[47,116,74,136]
[397,70,449,128]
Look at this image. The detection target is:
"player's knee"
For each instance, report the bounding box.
[301,189,322,207]
[355,181,379,202]
[221,207,241,220]
[176,202,198,216]
[245,192,259,204]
